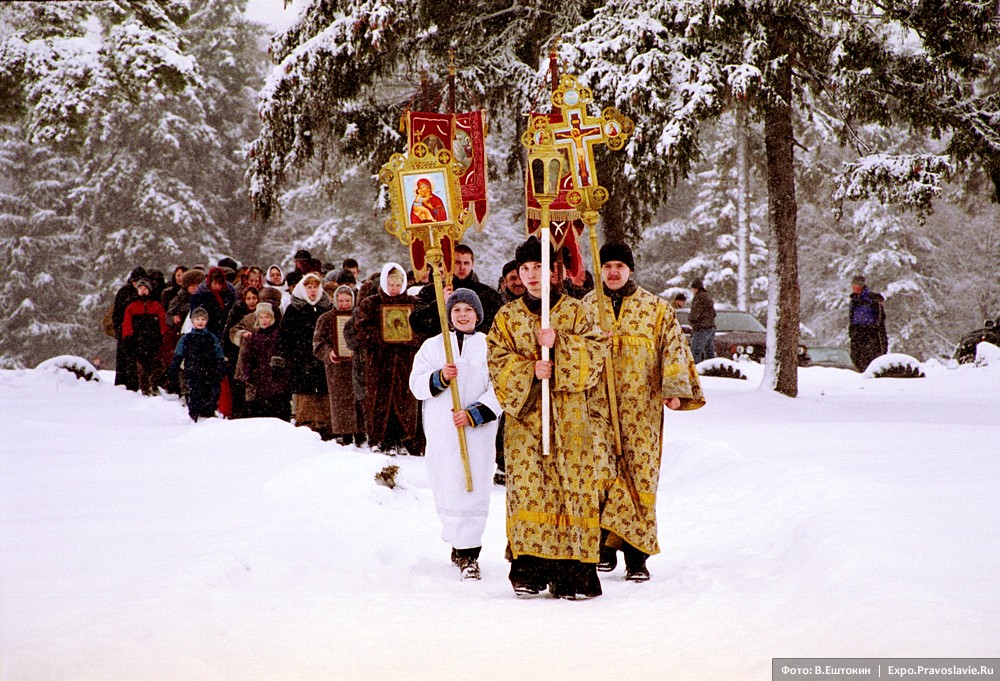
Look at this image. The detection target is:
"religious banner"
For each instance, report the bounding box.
[406,111,489,228]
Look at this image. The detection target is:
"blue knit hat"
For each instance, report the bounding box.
[447,288,484,328]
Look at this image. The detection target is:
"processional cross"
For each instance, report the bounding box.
[523,73,640,512]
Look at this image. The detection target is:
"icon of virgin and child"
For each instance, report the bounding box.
[410,177,448,224]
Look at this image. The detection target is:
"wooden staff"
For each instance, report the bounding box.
[581,204,641,513]
[426,233,474,491]
[540,214,552,456]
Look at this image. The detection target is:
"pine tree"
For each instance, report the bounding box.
[0,124,86,367]
[564,0,1000,395]
[246,0,599,223]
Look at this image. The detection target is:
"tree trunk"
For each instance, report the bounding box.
[761,20,800,398]
[735,99,751,312]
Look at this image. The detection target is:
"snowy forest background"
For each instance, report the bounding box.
[1,0,998,372]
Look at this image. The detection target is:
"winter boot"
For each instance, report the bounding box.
[623,543,650,582]
[458,556,481,580]
[454,546,482,580]
[597,529,618,572]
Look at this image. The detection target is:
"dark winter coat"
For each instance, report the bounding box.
[849,287,888,371]
[275,292,333,395]
[689,289,716,330]
[353,288,421,446]
[189,278,239,341]
[170,328,226,418]
[409,271,504,337]
[122,296,168,362]
[236,323,288,402]
[112,273,143,389]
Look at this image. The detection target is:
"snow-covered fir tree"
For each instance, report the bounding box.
[0,124,84,368]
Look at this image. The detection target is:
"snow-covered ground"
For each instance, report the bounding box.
[2,350,998,680]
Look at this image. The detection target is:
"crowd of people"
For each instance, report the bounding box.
[105,240,710,598]
[106,238,893,598]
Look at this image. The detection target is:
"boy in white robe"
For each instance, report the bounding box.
[409,289,500,580]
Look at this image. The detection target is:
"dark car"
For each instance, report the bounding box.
[806,346,856,370]
[676,309,810,366]
[952,316,1000,363]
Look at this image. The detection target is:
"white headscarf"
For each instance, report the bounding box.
[292,272,325,306]
[379,262,407,296]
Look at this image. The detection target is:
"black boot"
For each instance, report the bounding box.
[509,555,549,596]
[597,529,618,572]
[623,543,650,582]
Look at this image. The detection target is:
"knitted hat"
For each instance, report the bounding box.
[501,259,519,277]
[447,288,484,327]
[599,242,635,271]
[136,278,152,291]
[255,302,275,319]
[514,236,554,267]
[191,307,209,320]
[851,275,866,286]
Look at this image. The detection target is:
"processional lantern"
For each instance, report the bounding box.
[522,119,565,456]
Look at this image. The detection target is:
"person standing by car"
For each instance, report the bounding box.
[688,278,716,363]
[848,275,888,371]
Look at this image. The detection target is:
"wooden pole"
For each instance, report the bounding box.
[540,205,552,457]
[427,234,474,491]
[582,205,641,512]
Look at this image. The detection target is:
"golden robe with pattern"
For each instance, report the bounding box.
[486,295,609,563]
[583,285,705,556]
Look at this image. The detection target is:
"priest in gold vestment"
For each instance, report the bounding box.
[584,242,705,581]
[486,237,610,599]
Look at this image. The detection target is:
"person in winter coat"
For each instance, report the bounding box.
[235,302,290,420]
[314,285,363,445]
[273,272,334,438]
[688,278,717,363]
[266,264,285,288]
[189,266,240,417]
[409,245,504,337]
[189,267,239,341]
[170,307,226,421]
[121,278,168,395]
[238,267,265,297]
[848,275,888,371]
[112,266,146,390]
[160,266,188,311]
[409,289,500,581]
[222,286,260,418]
[170,268,205,322]
[353,263,423,455]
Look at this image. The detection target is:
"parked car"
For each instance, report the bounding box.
[675,309,810,366]
[805,346,856,370]
[952,315,1000,363]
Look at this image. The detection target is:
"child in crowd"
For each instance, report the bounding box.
[409,289,499,580]
[170,307,226,421]
[235,302,290,420]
